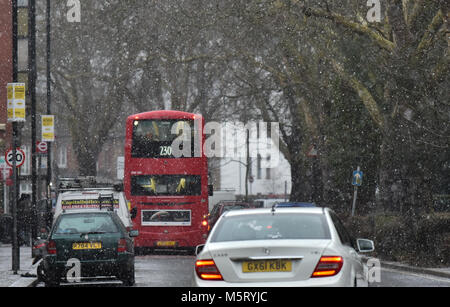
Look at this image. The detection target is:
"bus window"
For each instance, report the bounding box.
[131,175,201,196]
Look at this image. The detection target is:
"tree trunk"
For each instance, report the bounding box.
[76,149,98,177]
[377,117,434,213]
[289,155,311,202]
[378,126,397,212]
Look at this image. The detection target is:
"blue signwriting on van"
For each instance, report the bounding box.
[274,202,316,208]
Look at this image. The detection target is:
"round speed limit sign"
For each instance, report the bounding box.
[5,148,26,168]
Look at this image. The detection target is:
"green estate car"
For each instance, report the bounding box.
[43,210,138,287]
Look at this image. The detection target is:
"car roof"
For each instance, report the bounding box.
[59,209,113,215]
[222,207,326,217]
[60,189,119,197]
[217,200,249,204]
[220,202,250,206]
[275,202,316,208]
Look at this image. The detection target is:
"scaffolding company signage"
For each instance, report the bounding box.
[7,83,26,122]
[61,199,120,210]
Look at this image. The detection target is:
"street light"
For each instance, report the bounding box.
[28,0,38,246]
[46,0,52,192]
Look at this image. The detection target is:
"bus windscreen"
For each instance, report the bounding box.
[131,119,195,158]
[131,175,201,196]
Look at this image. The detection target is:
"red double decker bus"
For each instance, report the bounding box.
[124,110,210,252]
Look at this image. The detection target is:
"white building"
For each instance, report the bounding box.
[215,122,291,197]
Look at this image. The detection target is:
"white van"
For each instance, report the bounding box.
[54,187,132,230]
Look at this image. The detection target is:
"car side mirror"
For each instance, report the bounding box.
[129,230,139,237]
[37,228,49,240]
[195,244,205,255]
[357,238,375,253]
[208,185,214,196]
[37,234,48,240]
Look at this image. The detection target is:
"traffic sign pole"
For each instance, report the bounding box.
[352,185,358,217]
[29,0,39,252]
[11,128,19,274]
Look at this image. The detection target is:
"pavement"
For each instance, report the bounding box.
[0,243,39,287]
[376,259,450,279]
[0,242,449,287]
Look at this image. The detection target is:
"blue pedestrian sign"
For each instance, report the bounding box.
[352,170,363,186]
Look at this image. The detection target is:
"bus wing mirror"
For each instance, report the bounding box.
[208,185,214,196]
[130,207,138,219]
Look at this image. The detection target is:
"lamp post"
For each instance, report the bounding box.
[29,0,38,243]
[11,0,19,275]
[46,0,52,193]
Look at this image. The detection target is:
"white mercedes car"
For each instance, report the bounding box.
[193,207,374,287]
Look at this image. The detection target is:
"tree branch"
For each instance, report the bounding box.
[303,6,395,52]
[415,9,445,57]
[331,60,385,129]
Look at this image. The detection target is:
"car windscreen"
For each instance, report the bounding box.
[210,213,331,242]
[54,213,119,235]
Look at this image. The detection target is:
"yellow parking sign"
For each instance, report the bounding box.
[13,84,25,99]
[41,115,55,142]
[7,83,26,122]
[7,84,13,100]
[42,115,54,127]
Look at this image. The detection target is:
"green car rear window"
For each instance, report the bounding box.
[54,213,119,235]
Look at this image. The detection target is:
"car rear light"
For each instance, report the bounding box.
[311,256,343,278]
[34,242,46,250]
[47,240,57,255]
[195,259,223,280]
[117,238,127,253]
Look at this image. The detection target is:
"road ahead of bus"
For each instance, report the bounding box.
[31,253,450,287]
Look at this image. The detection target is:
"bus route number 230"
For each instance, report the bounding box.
[159,146,172,156]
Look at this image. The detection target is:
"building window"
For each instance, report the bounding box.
[20,145,30,175]
[20,183,31,195]
[58,145,67,168]
[257,154,262,180]
[266,155,271,180]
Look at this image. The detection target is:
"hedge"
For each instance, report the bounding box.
[343,212,450,267]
